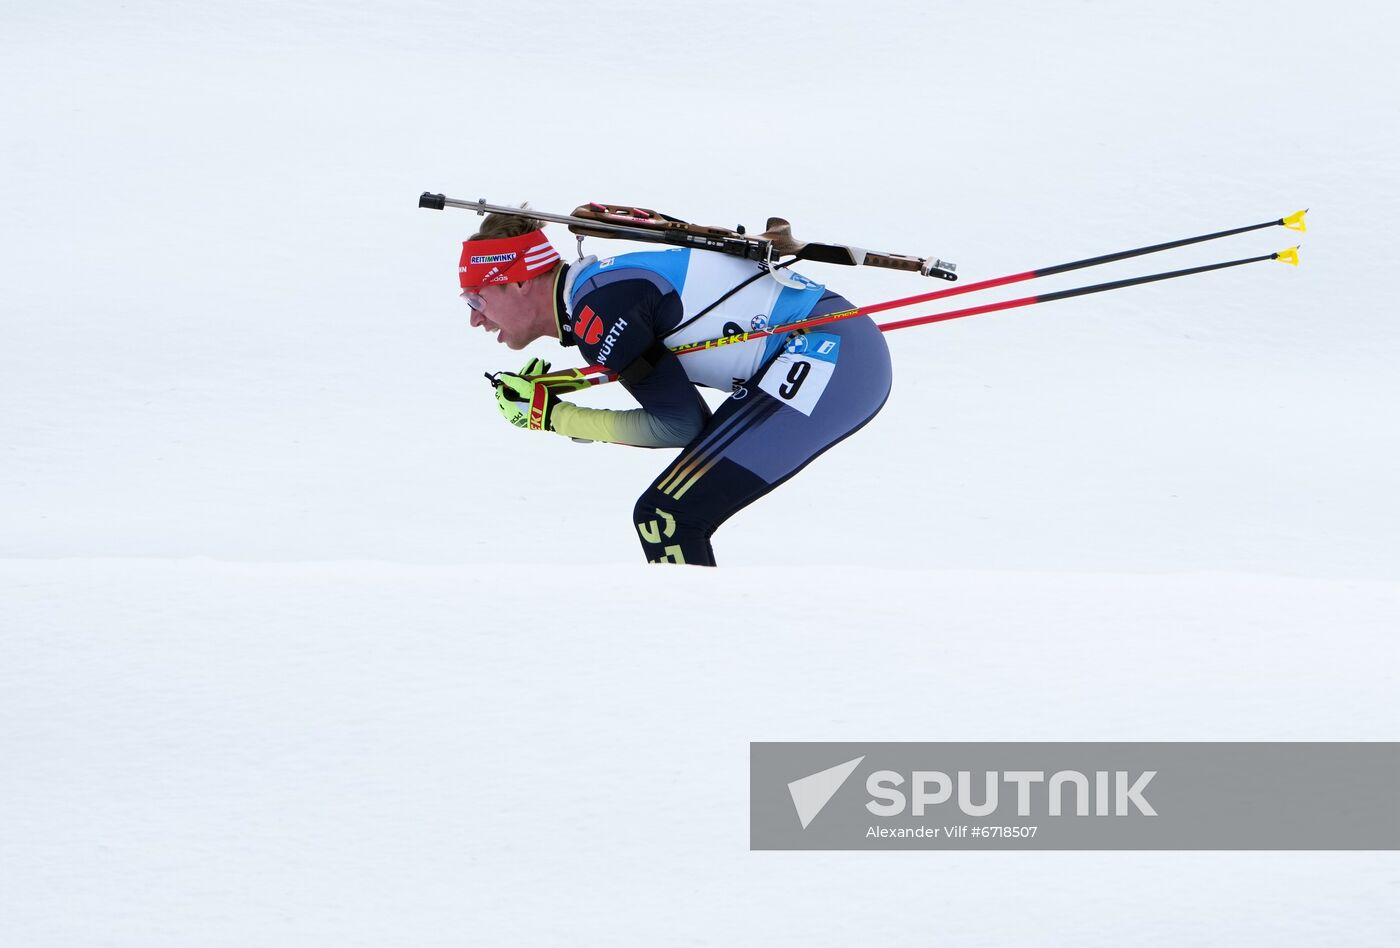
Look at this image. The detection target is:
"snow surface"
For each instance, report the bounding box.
[3,0,1399,945]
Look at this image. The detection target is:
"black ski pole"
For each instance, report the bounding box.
[877,248,1299,334]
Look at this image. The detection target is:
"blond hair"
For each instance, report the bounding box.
[469,203,544,241]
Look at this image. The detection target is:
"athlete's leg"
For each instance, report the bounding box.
[633,302,892,565]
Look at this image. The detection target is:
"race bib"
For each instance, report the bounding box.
[757,333,840,416]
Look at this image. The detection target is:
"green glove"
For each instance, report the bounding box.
[526,359,591,395]
[489,358,590,432]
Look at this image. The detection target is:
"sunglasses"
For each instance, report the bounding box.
[460,288,486,312]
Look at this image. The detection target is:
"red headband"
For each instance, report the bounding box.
[458,230,561,289]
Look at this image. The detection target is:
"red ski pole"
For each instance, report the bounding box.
[877,248,1297,334]
[861,208,1307,317]
[658,212,1308,358]
[533,211,1306,389]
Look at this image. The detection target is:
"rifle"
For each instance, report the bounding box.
[418,193,958,281]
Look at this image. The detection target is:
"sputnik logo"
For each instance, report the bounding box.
[787,756,864,829]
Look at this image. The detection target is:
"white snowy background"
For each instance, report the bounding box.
[3,1,1398,945]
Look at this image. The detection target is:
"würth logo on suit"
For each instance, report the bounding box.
[575,306,604,346]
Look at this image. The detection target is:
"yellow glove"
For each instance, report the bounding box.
[488,358,590,432]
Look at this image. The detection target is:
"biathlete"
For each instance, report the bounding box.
[458,209,891,566]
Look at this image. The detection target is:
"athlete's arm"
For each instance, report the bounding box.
[553,279,710,448]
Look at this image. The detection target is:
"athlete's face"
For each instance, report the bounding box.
[465,282,541,350]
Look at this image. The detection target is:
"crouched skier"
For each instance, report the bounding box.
[458,210,891,566]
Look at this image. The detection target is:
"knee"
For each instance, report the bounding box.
[632,492,715,565]
[633,490,679,548]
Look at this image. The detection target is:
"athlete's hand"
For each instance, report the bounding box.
[491,368,557,432]
[489,358,589,431]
